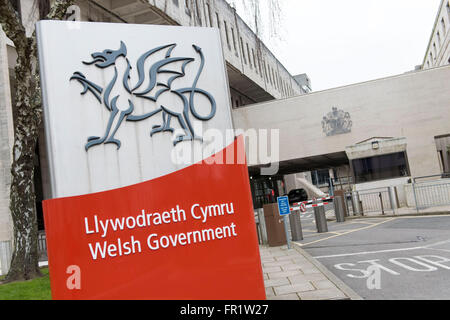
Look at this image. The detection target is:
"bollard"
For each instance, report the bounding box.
[289,209,303,241]
[379,192,385,215]
[313,205,328,233]
[388,186,398,214]
[351,191,362,215]
[334,196,346,223]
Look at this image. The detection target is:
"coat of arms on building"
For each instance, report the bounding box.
[321,107,352,136]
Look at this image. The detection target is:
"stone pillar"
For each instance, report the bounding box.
[0,27,15,275]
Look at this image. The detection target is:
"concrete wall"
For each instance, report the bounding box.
[0,28,15,274]
[232,66,450,179]
[0,28,14,243]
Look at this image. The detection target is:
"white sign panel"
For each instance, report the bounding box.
[36,21,234,198]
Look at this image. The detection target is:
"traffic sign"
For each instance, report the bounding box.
[277,196,291,216]
[277,196,291,249]
[299,202,307,213]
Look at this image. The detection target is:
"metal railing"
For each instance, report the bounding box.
[38,231,48,261]
[413,173,450,183]
[413,181,450,209]
[345,187,397,216]
[358,189,393,214]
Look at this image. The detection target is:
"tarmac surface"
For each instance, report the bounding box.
[296,211,450,300]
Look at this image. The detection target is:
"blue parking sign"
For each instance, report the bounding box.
[277,196,291,216]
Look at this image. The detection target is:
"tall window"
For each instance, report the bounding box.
[240,37,247,64]
[206,3,212,27]
[215,12,220,29]
[264,61,268,82]
[252,49,257,74]
[224,21,230,49]
[258,56,262,76]
[246,43,252,68]
[194,0,202,26]
[231,27,237,53]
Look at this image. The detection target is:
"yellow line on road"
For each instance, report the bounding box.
[296,217,397,247]
[333,230,354,234]
[350,221,380,225]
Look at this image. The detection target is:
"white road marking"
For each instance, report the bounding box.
[423,239,450,249]
[314,246,425,259]
[426,247,450,253]
[297,217,395,247]
[314,238,450,259]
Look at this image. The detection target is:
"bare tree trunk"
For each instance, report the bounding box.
[0,0,73,283]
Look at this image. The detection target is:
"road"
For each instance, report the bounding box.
[295,210,450,300]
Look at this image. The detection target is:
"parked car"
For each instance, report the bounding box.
[287,188,308,205]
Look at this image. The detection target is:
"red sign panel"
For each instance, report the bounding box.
[43,137,265,299]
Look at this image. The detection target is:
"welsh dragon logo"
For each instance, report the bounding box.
[70,41,216,151]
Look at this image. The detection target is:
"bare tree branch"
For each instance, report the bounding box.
[0,0,27,51]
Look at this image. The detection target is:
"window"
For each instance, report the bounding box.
[269,67,274,85]
[173,0,179,7]
[351,152,410,184]
[264,61,268,81]
[185,0,191,16]
[215,12,220,28]
[252,49,257,74]
[224,21,230,49]
[258,56,262,76]
[206,3,212,27]
[270,67,274,86]
[311,169,331,186]
[442,17,446,33]
[231,27,237,53]
[194,0,202,26]
[246,43,252,68]
[240,37,247,64]
[437,31,442,47]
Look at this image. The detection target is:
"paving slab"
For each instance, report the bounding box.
[259,244,362,300]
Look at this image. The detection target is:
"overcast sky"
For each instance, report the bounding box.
[232,0,442,92]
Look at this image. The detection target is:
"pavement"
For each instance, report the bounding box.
[259,244,362,300]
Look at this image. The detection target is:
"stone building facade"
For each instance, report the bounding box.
[422,0,450,70]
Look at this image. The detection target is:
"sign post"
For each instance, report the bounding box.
[277,196,291,249]
[36,21,265,300]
